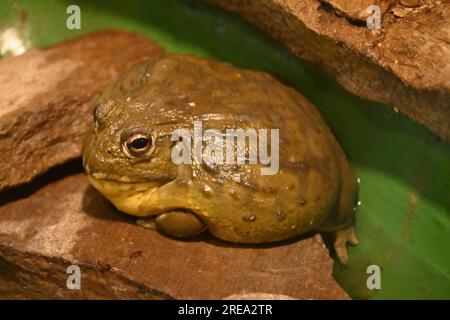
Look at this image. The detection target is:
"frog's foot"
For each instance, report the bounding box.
[136,216,157,230]
[333,226,358,264]
[154,210,207,238]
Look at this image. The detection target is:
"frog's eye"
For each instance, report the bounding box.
[123,132,154,158]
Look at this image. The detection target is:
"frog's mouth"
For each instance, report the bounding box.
[87,175,195,218]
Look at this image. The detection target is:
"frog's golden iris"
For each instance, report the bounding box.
[83,54,359,263]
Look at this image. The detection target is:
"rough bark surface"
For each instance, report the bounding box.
[0,166,349,299]
[0,30,164,192]
[212,0,450,141]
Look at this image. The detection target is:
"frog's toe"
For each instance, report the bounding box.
[136,216,157,230]
[333,226,358,264]
[155,210,207,238]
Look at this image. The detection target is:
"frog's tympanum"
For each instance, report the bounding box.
[83,54,359,263]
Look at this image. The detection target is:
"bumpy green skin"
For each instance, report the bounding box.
[83,54,358,251]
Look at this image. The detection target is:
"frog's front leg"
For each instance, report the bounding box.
[138,211,206,238]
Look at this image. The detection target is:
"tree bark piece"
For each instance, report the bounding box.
[0,168,349,299]
[211,0,450,141]
[0,30,164,192]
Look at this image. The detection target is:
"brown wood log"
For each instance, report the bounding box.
[0,30,164,192]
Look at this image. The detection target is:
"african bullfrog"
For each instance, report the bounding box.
[83,54,359,263]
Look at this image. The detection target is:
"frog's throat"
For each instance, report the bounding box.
[87,175,164,217]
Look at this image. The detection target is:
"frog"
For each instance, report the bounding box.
[83,54,359,264]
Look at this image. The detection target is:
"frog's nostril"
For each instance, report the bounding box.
[107,149,113,155]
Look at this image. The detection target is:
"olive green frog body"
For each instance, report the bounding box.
[83,54,359,263]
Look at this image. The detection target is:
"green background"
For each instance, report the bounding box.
[1,0,449,299]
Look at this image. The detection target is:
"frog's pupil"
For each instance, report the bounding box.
[131,137,149,150]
